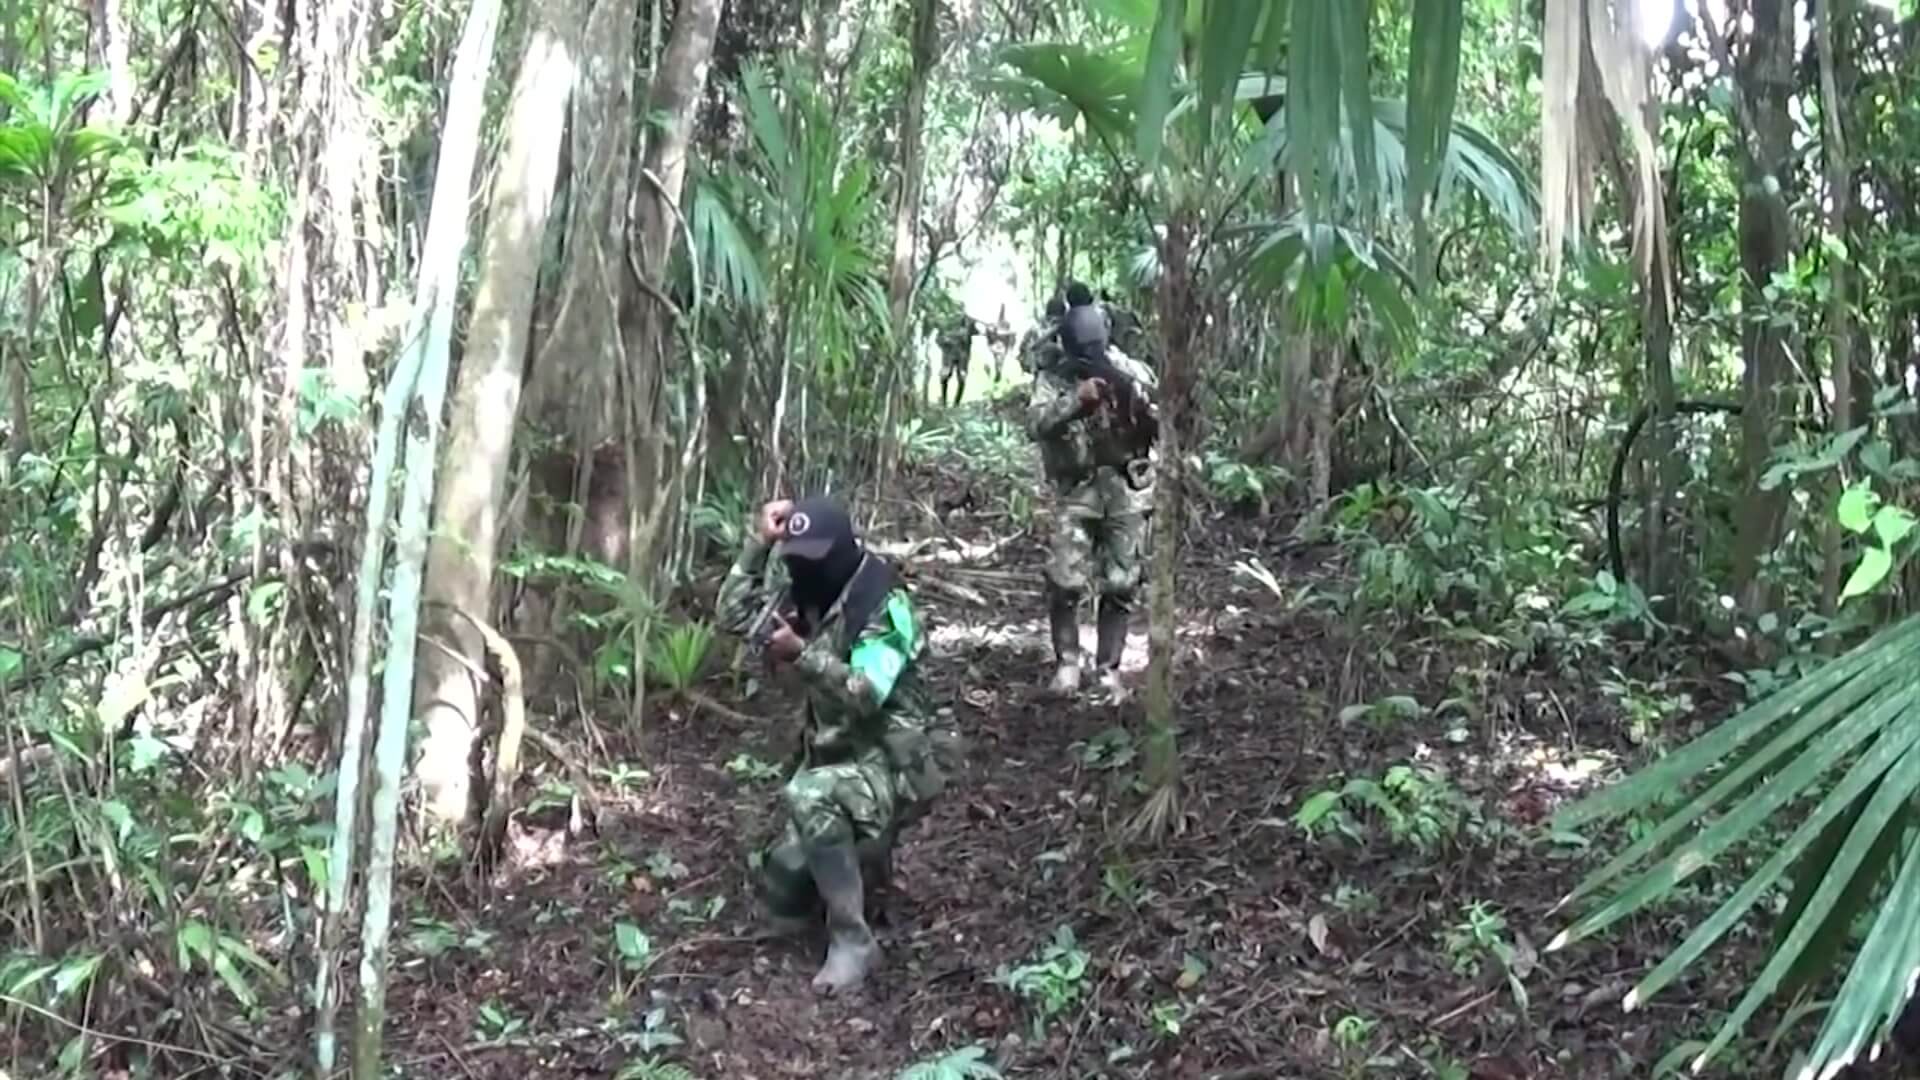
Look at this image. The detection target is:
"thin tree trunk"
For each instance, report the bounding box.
[3,338,25,469]
[1135,209,1196,844]
[623,0,723,724]
[413,0,587,831]
[350,0,504,1072]
[885,0,939,328]
[87,0,133,124]
[1725,0,1797,611]
[1817,0,1853,621]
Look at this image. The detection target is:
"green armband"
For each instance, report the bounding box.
[847,593,918,704]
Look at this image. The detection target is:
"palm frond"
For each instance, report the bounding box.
[1404,0,1465,227]
[689,179,769,310]
[1220,215,1418,340]
[991,44,1141,146]
[1550,615,1920,1078]
[1237,95,1536,243]
[1539,0,1666,299]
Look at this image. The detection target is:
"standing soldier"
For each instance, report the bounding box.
[1019,295,1067,373]
[1024,282,1160,701]
[983,302,1019,380]
[937,317,974,406]
[716,496,947,993]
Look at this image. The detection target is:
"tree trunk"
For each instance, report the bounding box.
[1817,0,1853,621]
[321,0,504,1070]
[413,0,587,831]
[3,336,25,469]
[885,0,939,328]
[1583,36,1679,606]
[87,0,133,125]
[1728,0,1797,611]
[1136,209,1197,843]
[620,0,724,723]
[258,0,382,786]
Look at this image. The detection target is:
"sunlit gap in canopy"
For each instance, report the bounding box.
[1668,0,1901,56]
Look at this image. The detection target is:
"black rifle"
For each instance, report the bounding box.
[1054,346,1159,460]
[744,588,796,664]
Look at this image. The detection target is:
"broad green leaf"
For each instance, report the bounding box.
[1295,790,1341,827]
[0,73,32,114]
[127,732,168,771]
[615,921,653,965]
[177,920,216,968]
[211,950,257,1008]
[1321,259,1350,327]
[1136,0,1186,168]
[1872,505,1916,548]
[248,581,286,626]
[1330,0,1376,221]
[1838,484,1878,533]
[98,799,135,842]
[50,954,102,1002]
[1841,546,1892,602]
[1403,0,1464,224]
[1194,0,1262,152]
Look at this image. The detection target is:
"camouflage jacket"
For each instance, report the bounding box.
[716,536,936,774]
[1024,347,1160,489]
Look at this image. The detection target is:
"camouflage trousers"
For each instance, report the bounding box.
[1046,466,1152,599]
[758,749,908,916]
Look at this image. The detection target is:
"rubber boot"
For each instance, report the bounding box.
[1047,587,1083,697]
[857,830,896,929]
[758,839,820,937]
[806,841,880,994]
[1095,594,1130,702]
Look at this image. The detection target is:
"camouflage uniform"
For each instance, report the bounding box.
[715,534,945,923]
[937,322,973,406]
[1025,343,1159,696]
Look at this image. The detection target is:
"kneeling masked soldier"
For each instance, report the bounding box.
[715,495,946,994]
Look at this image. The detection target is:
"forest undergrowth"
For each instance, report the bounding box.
[347,403,1860,1080]
[0,406,1890,1080]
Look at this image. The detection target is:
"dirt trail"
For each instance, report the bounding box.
[387,464,1766,1080]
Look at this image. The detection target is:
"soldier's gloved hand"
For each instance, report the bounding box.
[1076,378,1107,408]
[765,615,805,663]
[756,499,795,544]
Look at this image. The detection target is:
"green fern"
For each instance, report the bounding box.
[896,1044,1001,1080]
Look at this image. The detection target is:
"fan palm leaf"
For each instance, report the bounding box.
[1549,614,1920,1078]
[996,48,1534,247]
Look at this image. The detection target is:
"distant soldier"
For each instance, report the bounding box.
[1024,281,1160,701]
[716,496,948,993]
[1020,295,1068,373]
[937,318,974,407]
[983,302,1019,378]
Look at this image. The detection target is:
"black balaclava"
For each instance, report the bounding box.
[1044,296,1066,321]
[1064,281,1096,307]
[775,497,865,631]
